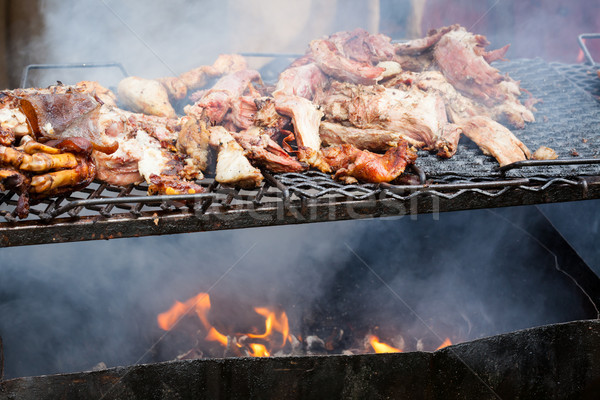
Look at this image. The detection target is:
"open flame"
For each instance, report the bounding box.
[157,292,291,357]
[158,292,458,358]
[435,337,453,350]
[368,335,402,353]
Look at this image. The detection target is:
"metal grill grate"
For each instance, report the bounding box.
[1,59,600,246]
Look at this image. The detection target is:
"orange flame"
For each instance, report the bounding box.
[435,337,452,350]
[157,292,211,331]
[157,292,294,357]
[205,326,229,347]
[248,343,270,357]
[368,335,402,353]
[248,307,290,346]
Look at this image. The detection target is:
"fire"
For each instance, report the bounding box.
[368,335,402,353]
[158,292,291,357]
[157,292,211,331]
[205,326,228,347]
[248,307,290,346]
[248,343,270,357]
[435,337,452,350]
[158,292,456,357]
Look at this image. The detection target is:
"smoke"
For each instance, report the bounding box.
[2,0,599,380]
[1,206,596,378]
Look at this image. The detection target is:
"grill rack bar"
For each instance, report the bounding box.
[578,33,600,66]
[1,172,598,247]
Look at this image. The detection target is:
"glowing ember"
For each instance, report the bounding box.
[368,335,402,353]
[435,337,452,350]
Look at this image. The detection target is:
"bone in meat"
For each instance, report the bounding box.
[460,116,531,167]
[273,94,329,171]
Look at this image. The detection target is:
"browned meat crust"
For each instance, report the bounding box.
[321,141,417,184]
[231,128,307,173]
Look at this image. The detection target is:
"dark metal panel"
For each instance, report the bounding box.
[1,320,599,400]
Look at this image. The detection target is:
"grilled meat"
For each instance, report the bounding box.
[532,146,558,161]
[433,27,524,108]
[309,38,385,86]
[321,141,417,184]
[273,94,329,171]
[231,127,307,173]
[395,25,459,56]
[253,97,291,131]
[460,116,531,167]
[209,126,263,188]
[273,63,328,100]
[319,81,461,158]
[118,77,177,118]
[185,69,261,124]
[0,136,96,218]
[179,54,248,92]
[176,116,210,178]
[413,71,534,129]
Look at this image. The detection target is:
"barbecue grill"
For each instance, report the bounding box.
[1,58,600,247]
[1,19,600,399]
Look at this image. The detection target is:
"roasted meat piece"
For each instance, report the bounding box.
[460,116,531,167]
[90,110,205,194]
[433,27,524,108]
[209,126,263,188]
[4,87,119,154]
[176,116,210,179]
[413,71,534,129]
[76,80,118,107]
[273,94,329,171]
[231,127,307,173]
[253,98,291,130]
[0,136,96,218]
[117,76,177,118]
[185,69,261,124]
[532,146,558,161]
[395,25,459,56]
[321,141,417,184]
[319,82,461,158]
[309,38,385,85]
[272,63,328,100]
[179,54,248,91]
